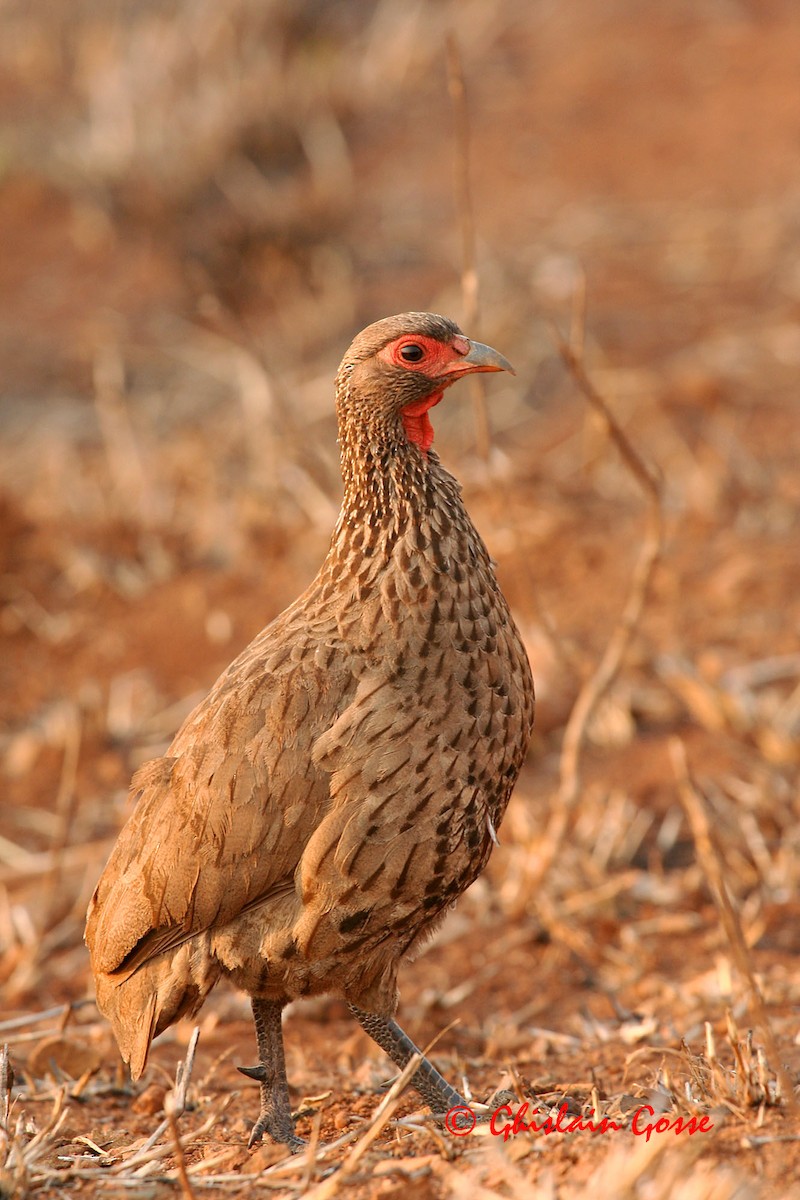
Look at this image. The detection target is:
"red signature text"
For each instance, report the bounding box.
[490,1102,622,1140]
[445,1101,714,1141]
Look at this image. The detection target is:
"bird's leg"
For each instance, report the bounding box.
[348,1004,470,1117]
[237,998,304,1151]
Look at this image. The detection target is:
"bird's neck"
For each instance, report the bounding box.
[310,430,490,618]
[337,434,435,537]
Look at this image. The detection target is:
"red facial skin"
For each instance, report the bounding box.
[399,394,443,454]
[377,334,482,454]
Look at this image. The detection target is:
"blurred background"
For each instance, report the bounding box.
[1,0,800,1193]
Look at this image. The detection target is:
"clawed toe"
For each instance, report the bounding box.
[248,1112,306,1152]
[237,1062,269,1083]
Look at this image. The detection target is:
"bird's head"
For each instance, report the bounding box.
[335,312,514,455]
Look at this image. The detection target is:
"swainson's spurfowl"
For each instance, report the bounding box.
[86,313,535,1148]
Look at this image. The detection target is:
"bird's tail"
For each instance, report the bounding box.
[94,939,220,1079]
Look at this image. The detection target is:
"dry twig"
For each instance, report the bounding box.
[530,324,664,890]
[165,1092,197,1200]
[670,738,794,1112]
[445,32,491,461]
[40,707,83,935]
[304,1050,423,1199]
[0,1045,11,1131]
[172,1026,201,1117]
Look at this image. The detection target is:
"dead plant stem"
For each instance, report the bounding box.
[446,31,491,460]
[670,738,795,1111]
[531,327,664,890]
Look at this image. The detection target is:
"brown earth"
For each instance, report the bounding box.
[1,2,799,1197]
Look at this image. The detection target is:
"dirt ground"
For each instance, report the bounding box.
[2,2,800,1196]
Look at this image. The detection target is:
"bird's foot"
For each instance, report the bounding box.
[237,1063,305,1152]
[247,1104,305,1152]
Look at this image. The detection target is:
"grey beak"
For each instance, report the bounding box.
[447,339,516,377]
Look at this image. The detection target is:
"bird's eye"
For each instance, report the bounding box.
[399,343,425,363]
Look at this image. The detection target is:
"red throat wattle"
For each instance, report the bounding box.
[401,391,443,454]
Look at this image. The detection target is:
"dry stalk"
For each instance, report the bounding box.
[93,344,156,523]
[301,1108,324,1191]
[445,31,491,461]
[3,1086,71,1193]
[670,738,794,1112]
[0,838,115,889]
[304,1050,423,1200]
[110,1100,230,1178]
[250,1124,361,1183]
[40,706,82,934]
[0,1009,77,1036]
[165,1094,197,1200]
[527,586,586,682]
[102,1027,202,1183]
[570,268,588,361]
[530,328,664,891]
[179,307,341,524]
[0,1045,11,1131]
[172,1026,201,1116]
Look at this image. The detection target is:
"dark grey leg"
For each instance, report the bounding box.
[237,998,304,1150]
[349,1004,469,1114]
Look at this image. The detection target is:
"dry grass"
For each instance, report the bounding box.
[0,1009,788,1195]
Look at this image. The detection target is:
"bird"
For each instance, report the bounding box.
[85,312,535,1149]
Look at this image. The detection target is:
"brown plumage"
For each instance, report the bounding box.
[85,312,535,1147]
